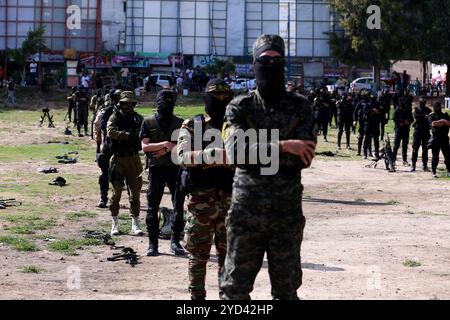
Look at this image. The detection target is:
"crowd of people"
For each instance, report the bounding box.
[61,35,321,300]
[291,86,450,177]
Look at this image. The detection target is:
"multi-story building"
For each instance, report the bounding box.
[125,0,336,64]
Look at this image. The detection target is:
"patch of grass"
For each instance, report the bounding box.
[402,259,422,268]
[386,200,400,205]
[48,238,102,256]
[20,265,45,274]
[354,198,366,203]
[405,210,415,215]
[2,214,56,235]
[430,295,440,300]
[66,211,97,221]
[0,235,37,251]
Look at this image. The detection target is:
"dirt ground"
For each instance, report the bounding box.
[1,159,450,299]
[1,110,450,300]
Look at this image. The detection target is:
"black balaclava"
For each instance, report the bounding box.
[253,34,286,103]
[155,89,176,133]
[433,102,442,114]
[204,79,233,129]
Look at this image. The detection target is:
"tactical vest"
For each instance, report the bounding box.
[109,111,143,155]
[181,115,234,194]
[143,115,183,167]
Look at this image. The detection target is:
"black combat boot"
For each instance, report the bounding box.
[422,164,429,172]
[410,162,416,172]
[146,237,159,256]
[170,233,186,256]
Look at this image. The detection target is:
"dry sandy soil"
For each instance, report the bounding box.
[1,152,449,300]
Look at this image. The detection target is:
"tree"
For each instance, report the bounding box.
[329,0,412,90]
[203,58,236,79]
[7,26,47,86]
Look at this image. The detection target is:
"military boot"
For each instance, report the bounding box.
[422,165,429,172]
[111,216,119,236]
[170,234,187,256]
[97,199,107,208]
[131,217,144,236]
[410,162,416,172]
[146,237,159,256]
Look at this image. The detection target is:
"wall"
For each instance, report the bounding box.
[102,0,126,51]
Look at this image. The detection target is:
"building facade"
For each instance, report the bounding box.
[125,0,336,60]
[0,0,125,53]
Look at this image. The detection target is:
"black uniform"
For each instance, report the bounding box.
[97,105,115,205]
[354,97,370,156]
[378,93,391,140]
[75,90,90,136]
[411,104,431,170]
[393,103,414,163]
[428,111,450,175]
[314,92,330,141]
[140,114,185,251]
[363,98,381,159]
[336,96,354,149]
[140,89,186,256]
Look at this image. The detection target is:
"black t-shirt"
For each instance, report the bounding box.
[429,112,450,139]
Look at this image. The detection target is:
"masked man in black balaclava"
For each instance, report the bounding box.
[428,102,450,178]
[140,89,186,256]
[177,79,235,300]
[220,35,318,300]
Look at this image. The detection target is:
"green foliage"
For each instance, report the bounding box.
[6,25,47,85]
[20,265,45,274]
[48,238,102,256]
[0,235,37,252]
[403,259,422,268]
[203,59,236,78]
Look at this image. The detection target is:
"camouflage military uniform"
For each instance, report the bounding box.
[106,93,144,219]
[178,113,234,299]
[220,89,318,300]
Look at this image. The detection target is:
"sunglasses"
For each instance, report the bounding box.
[254,56,285,65]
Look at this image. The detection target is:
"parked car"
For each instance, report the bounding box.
[150,74,172,88]
[350,77,388,92]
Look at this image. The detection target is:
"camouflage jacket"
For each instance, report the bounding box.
[223,90,318,202]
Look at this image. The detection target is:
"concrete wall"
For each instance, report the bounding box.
[102,0,126,51]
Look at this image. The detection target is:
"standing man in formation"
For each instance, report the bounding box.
[66,87,77,123]
[363,95,381,160]
[140,89,186,257]
[74,86,90,137]
[220,35,318,300]
[428,102,450,178]
[354,92,370,157]
[379,90,391,141]
[107,91,144,236]
[393,97,414,166]
[90,89,104,138]
[314,89,330,142]
[178,79,234,300]
[410,98,431,172]
[336,93,354,150]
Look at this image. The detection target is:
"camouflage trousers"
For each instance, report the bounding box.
[109,154,143,217]
[219,195,306,300]
[184,188,231,299]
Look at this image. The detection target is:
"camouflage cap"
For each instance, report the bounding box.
[119,91,137,104]
[253,34,285,61]
[104,94,111,103]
